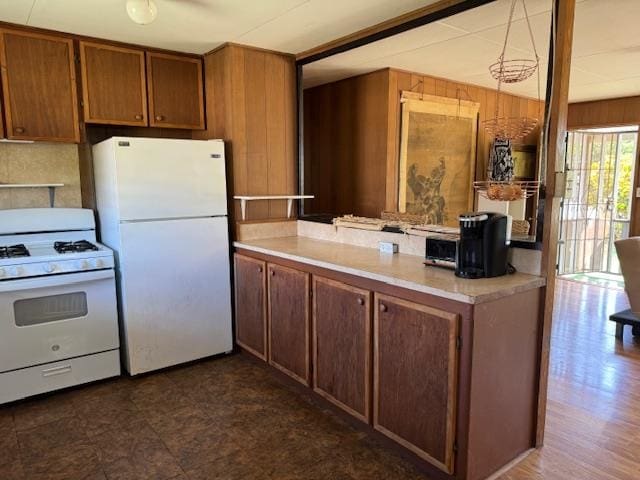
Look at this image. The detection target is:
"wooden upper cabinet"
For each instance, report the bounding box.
[234,254,268,360]
[146,52,204,129]
[0,29,79,142]
[374,293,459,474]
[79,41,147,126]
[268,263,310,385]
[313,277,371,423]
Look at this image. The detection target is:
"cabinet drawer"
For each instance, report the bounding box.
[0,350,120,405]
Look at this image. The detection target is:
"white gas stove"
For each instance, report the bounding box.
[0,208,120,404]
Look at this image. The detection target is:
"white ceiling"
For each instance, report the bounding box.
[2,0,637,103]
[0,0,439,55]
[303,0,640,103]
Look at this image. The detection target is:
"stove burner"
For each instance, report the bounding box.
[0,244,30,258]
[54,240,99,254]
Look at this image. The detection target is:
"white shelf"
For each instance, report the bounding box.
[233,195,314,220]
[0,183,64,188]
[0,183,65,207]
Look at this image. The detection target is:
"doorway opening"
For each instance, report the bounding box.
[558,126,638,287]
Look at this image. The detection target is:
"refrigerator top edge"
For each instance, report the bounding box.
[92,137,224,147]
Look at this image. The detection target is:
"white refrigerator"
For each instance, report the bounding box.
[92,137,233,375]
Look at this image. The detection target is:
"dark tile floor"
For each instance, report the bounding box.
[0,353,427,480]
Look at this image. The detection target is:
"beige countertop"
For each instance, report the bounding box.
[234,236,545,305]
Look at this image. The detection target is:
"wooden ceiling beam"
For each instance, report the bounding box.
[295,0,495,65]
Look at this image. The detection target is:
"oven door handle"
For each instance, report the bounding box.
[0,270,115,293]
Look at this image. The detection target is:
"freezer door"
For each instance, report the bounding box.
[113,138,227,220]
[117,217,232,374]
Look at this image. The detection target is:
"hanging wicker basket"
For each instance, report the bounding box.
[474,180,540,201]
[482,116,539,140]
[489,58,538,83]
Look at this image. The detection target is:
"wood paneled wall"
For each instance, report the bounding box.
[567,95,640,237]
[196,44,297,224]
[304,69,391,217]
[568,95,640,129]
[304,67,544,216]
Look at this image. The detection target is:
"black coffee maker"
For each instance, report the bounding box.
[455,212,509,279]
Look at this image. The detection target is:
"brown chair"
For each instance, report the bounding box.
[610,237,640,340]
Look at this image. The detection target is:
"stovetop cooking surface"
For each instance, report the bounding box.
[0,244,30,259]
[54,240,99,254]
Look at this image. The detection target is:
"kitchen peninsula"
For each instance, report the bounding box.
[233,222,545,480]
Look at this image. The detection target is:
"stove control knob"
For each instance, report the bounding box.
[0,268,4,278]
[43,263,55,273]
[81,260,90,270]
[95,259,105,268]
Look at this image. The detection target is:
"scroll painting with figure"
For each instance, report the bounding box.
[398,93,479,227]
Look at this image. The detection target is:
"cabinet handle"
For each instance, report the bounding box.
[380,303,387,312]
[357,298,364,306]
[14,127,25,134]
[134,114,143,120]
[258,266,263,273]
[270,270,275,276]
[155,115,165,121]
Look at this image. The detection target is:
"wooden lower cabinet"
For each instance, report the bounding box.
[313,276,371,422]
[373,293,459,474]
[234,254,268,360]
[268,263,310,385]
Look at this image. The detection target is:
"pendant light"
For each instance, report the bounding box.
[126,0,158,25]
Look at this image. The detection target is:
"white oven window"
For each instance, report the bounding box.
[14,292,88,326]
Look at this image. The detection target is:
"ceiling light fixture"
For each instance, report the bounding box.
[126,0,158,25]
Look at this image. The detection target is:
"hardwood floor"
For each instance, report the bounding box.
[501,278,639,480]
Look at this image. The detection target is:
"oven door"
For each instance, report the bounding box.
[0,270,119,373]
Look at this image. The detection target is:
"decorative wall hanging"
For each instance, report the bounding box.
[488,138,514,181]
[398,92,479,227]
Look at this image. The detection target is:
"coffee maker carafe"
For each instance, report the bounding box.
[455,212,509,279]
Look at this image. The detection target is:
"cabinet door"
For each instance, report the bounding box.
[268,263,310,385]
[146,52,204,129]
[0,29,79,142]
[79,41,147,126]
[374,294,459,474]
[234,254,267,360]
[313,276,371,422]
